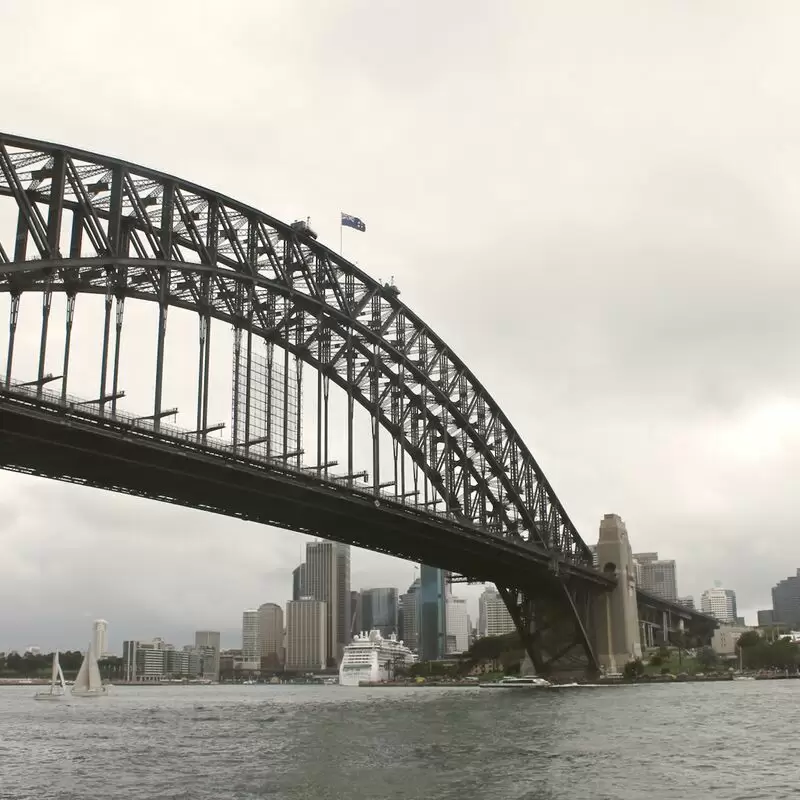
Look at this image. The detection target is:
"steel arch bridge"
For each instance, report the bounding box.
[0,133,614,676]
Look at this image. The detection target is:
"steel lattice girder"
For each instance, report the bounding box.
[0,132,595,571]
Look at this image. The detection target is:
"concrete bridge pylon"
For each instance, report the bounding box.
[593,513,642,674]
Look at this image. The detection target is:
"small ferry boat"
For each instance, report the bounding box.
[479,675,552,689]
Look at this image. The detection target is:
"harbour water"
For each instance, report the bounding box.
[1,681,797,799]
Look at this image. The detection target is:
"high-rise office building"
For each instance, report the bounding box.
[418,565,446,661]
[361,588,399,637]
[445,596,470,654]
[399,579,420,651]
[285,598,326,671]
[772,569,800,628]
[757,609,775,627]
[700,586,738,623]
[478,587,516,637]
[292,563,307,602]
[258,603,284,667]
[350,591,362,638]
[336,544,351,654]
[194,631,221,680]
[306,540,350,664]
[122,640,139,682]
[633,552,678,602]
[92,619,108,658]
[242,610,260,661]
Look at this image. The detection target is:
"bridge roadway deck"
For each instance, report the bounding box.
[0,387,614,593]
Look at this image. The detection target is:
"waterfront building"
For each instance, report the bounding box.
[700,586,738,623]
[350,590,362,639]
[258,603,284,667]
[418,565,446,661]
[306,540,350,664]
[361,588,399,637]
[772,569,800,629]
[478,586,515,637]
[122,640,139,682]
[399,578,420,651]
[242,610,260,660]
[445,596,470,653]
[194,631,221,680]
[92,619,109,658]
[285,598,326,671]
[633,553,678,602]
[138,645,167,680]
[292,563,306,602]
[757,609,774,627]
[711,624,751,657]
[336,544,351,654]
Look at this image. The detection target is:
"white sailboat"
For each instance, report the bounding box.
[33,650,67,701]
[71,642,109,698]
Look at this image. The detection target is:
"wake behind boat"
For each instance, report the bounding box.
[33,650,66,701]
[71,642,109,698]
[478,676,552,689]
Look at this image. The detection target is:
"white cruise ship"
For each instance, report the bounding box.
[339,630,417,686]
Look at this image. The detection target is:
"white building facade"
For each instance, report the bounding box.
[701,587,738,623]
[445,596,470,653]
[92,619,108,658]
[478,587,516,638]
[242,610,260,662]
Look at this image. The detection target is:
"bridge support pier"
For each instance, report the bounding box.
[592,513,642,675]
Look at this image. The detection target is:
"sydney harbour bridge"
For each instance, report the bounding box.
[0,133,714,677]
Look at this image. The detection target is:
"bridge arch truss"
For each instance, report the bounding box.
[0,133,602,674]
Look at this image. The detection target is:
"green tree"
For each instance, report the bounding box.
[695,646,717,671]
[737,631,761,649]
[623,658,644,679]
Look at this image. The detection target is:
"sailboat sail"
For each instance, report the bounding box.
[34,650,65,700]
[73,645,91,692]
[88,645,103,691]
[50,650,59,689]
[71,642,108,697]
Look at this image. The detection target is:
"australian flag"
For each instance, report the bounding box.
[341,212,366,232]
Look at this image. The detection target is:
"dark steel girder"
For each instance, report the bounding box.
[0,391,613,589]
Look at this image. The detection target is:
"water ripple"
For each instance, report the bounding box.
[1,681,797,799]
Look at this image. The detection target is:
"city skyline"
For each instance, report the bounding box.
[0,525,784,654]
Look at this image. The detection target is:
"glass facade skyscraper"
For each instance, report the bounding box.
[418,565,446,661]
[772,569,800,628]
[361,588,399,637]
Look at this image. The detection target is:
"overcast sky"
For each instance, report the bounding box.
[2,0,800,651]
